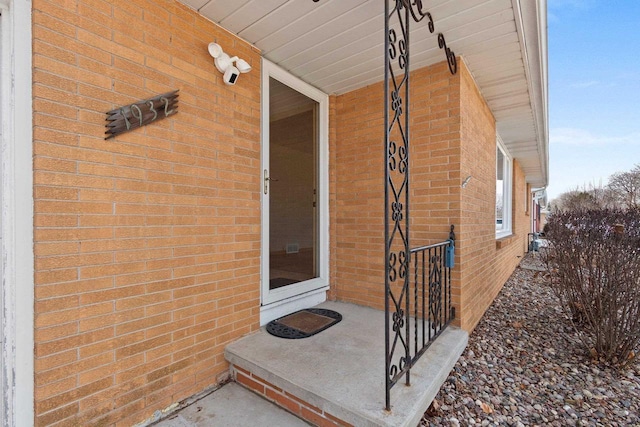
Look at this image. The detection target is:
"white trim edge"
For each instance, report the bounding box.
[259,287,329,326]
[1,0,34,426]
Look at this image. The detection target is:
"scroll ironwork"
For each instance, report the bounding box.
[384,0,458,411]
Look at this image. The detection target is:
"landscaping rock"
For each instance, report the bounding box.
[421,253,640,427]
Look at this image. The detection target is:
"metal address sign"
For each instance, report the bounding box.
[105,90,179,139]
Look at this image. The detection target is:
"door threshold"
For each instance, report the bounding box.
[259,286,328,326]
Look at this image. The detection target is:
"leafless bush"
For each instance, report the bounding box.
[542,208,640,366]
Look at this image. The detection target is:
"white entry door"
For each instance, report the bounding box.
[260,60,329,324]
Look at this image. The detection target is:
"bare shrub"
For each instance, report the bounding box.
[542,208,640,365]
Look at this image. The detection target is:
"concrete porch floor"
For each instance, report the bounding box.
[225,301,468,427]
[153,301,467,427]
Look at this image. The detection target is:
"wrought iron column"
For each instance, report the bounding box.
[384,0,458,411]
[384,0,411,411]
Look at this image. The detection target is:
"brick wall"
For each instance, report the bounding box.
[331,82,386,308]
[410,63,462,245]
[328,95,339,301]
[33,0,261,425]
[494,159,530,292]
[457,60,530,331]
[331,62,461,311]
[331,59,530,331]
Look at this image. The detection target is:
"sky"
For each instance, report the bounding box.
[547,0,640,200]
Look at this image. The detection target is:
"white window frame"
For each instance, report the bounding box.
[496,136,512,239]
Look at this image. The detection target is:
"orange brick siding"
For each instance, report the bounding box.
[233,366,353,427]
[457,61,530,331]
[331,62,461,310]
[331,81,386,309]
[33,1,261,425]
[328,95,339,301]
[331,59,530,331]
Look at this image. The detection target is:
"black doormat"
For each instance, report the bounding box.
[269,277,299,289]
[266,308,342,339]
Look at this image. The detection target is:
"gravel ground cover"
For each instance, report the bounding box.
[422,252,640,427]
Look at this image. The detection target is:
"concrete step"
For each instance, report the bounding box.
[225,301,468,427]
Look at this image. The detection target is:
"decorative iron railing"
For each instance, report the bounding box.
[384,0,458,411]
[385,225,456,409]
[409,226,456,357]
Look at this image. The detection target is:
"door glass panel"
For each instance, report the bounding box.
[269,78,319,290]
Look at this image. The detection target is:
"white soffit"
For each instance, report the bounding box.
[179,0,548,186]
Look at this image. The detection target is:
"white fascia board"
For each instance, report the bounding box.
[511,0,549,187]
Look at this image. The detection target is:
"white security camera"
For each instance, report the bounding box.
[223,66,240,85]
[207,43,252,86]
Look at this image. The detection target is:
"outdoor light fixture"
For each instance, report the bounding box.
[208,42,252,85]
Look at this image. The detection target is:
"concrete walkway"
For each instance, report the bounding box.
[153,383,309,427]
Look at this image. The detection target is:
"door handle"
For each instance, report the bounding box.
[264,170,278,194]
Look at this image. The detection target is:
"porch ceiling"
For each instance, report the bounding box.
[178,0,548,187]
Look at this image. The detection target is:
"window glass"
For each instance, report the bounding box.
[496,147,504,226]
[496,140,512,237]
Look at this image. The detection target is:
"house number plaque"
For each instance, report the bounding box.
[105,90,179,139]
